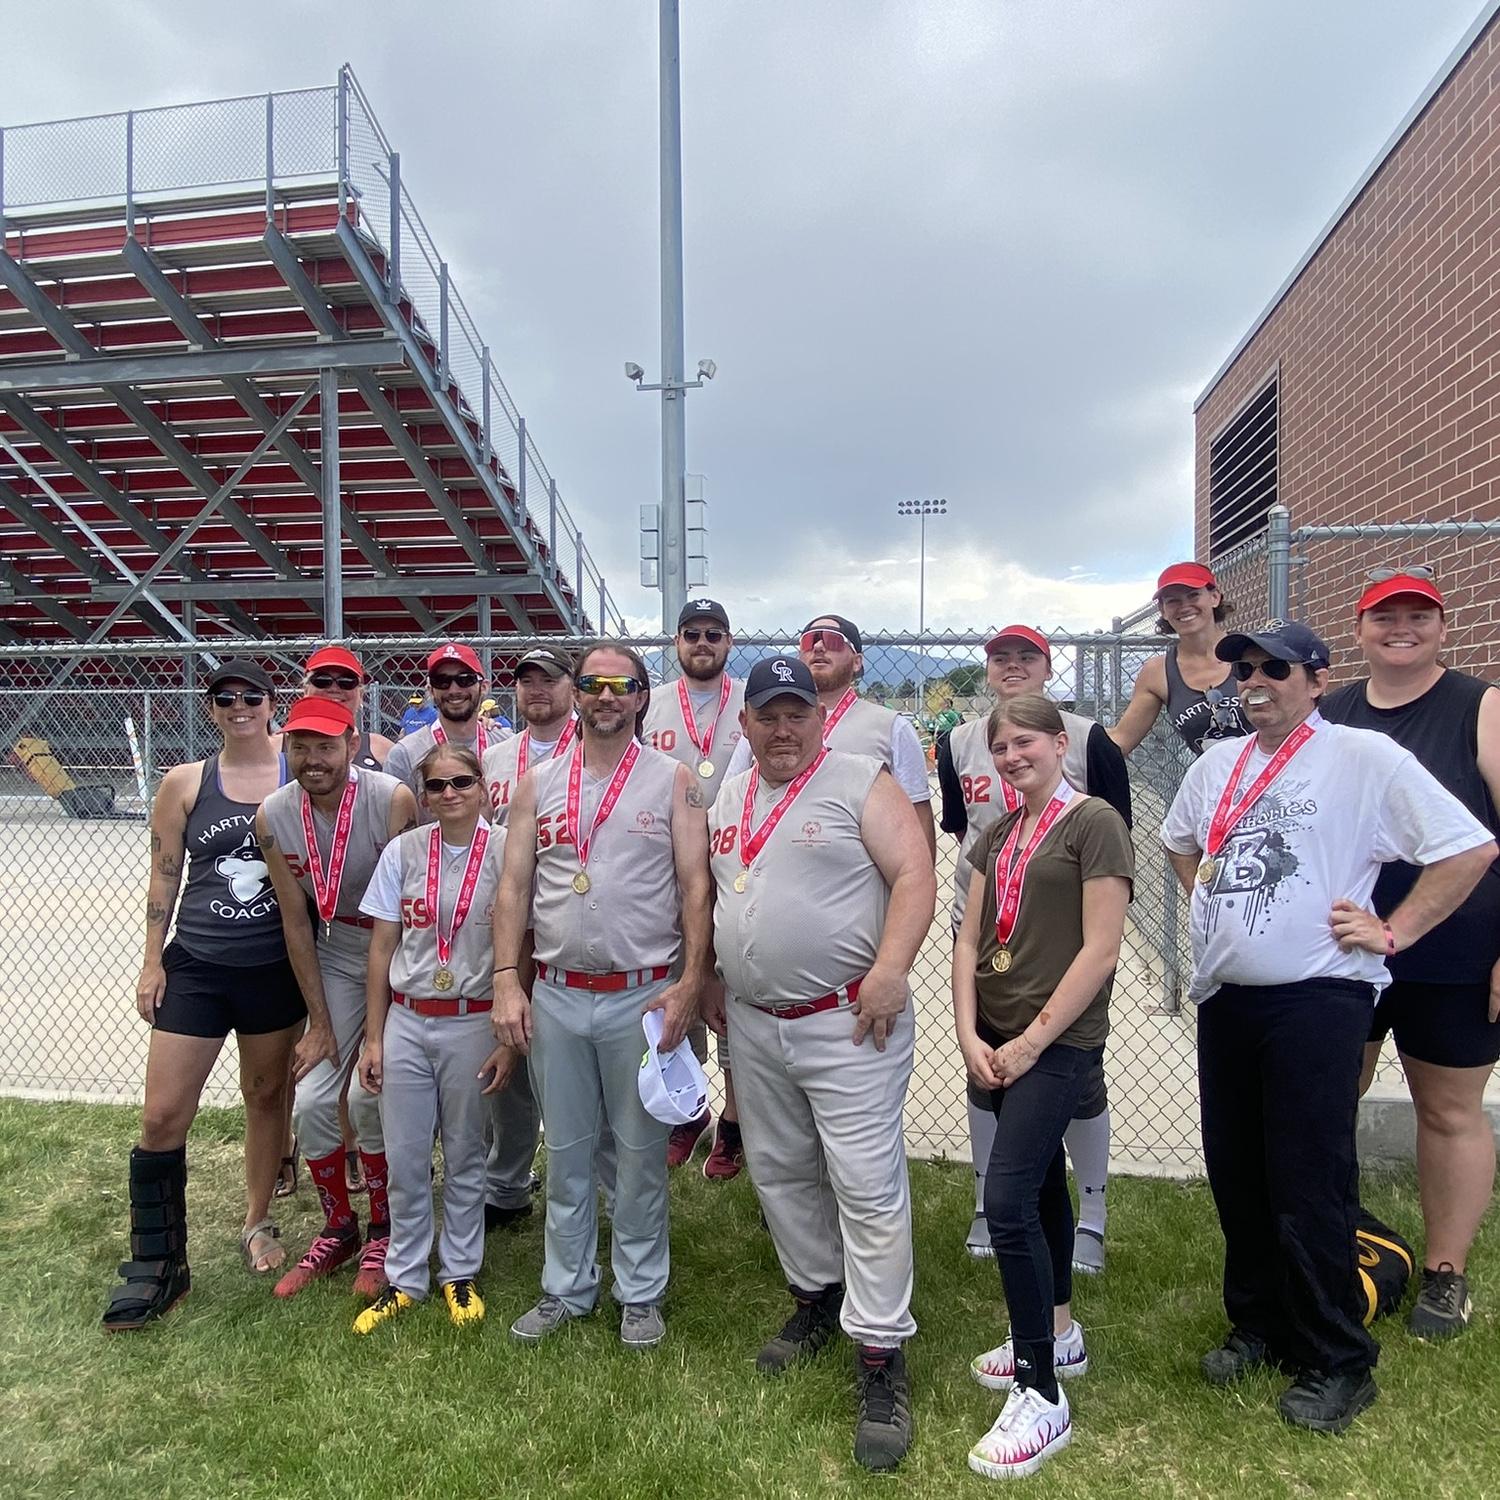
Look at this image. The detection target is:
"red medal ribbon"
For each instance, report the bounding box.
[678,676,733,761]
[739,748,829,872]
[299,771,359,924]
[516,716,577,778]
[822,687,858,743]
[565,738,642,872]
[1204,720,1316,859]
[993,781,1076,948]
[999,778,1021,814]
[425,823,491,968]
[433,722,488,758]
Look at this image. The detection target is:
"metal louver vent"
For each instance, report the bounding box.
[1209,375,1278,556]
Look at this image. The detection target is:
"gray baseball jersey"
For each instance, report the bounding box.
[384,720,495,819]
[528,742,681,973]
[641,675,746,803]
[481,722,576,829]
[946,712,1090,927]
[710,750,887,1005]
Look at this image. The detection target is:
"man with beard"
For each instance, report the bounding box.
[641,598,747,1178]
[385,644,493,819]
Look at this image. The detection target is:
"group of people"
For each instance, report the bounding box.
[95,568,1499,1480]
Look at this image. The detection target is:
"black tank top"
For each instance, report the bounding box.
[1321,670,1500,983]
[172,754,290,968]
[1163,645,1250,756]
[354,747,384,773]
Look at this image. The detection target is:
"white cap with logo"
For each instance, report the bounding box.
[637,1008,710,1126]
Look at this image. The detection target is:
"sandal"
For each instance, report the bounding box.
[241,1218,285,1274]
[274,1137,300,1200]
[344,1148,367,1195]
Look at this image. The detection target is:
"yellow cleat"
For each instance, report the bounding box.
[353,1286,415,1335]
[443,1278,485,1327]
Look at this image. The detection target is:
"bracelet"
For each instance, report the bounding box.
[1382,922,1397,958]
[494,965,518,974]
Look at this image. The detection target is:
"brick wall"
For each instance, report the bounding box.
[1195,22,1500,683]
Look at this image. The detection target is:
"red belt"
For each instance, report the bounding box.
[535,963,672,993]
[334,915,375,930]
[758,978,863,1020]
[392,991,493,1016]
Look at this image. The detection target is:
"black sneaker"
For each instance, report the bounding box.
[485,1202,534,1234]
[1408,1263,1472,1340]
[853,1345,912,1472]
[1278,1369,1378,1433]
[757,1285,843,1374]
[1200,1328,1275,1386]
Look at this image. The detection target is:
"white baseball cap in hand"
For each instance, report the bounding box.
[638,1008,710,1127]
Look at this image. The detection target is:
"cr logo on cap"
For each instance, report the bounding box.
[772,661,795,682]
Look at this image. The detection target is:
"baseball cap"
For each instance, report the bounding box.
[1357,573,1445,615]
[205,658,275,695]
[745,655,818,708]
[515,644,574,680]
[480,698,498,714]
[427,642,483,676]
[282,696,355,737]
[1155,561,1217,596]
[1216,620,1331,670]
[637,1008,710,1126]
[801,613,863,653]
[407,694,425,706]
[677,597,731,630]
[304,645,365,679]
[984,625,1051,662]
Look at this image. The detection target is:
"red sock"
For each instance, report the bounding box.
[360,1150,390,1230]
[308,1148,356,1232]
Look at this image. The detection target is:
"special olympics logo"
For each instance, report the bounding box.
[636,810,655,830]
[772,661,795,683]
[802,820,822,839]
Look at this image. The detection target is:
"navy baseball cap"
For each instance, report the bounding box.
[677,597,730,630]
[1216,620,1331,671]
[801,613,863,653]
[745,656,819,708]
[205,658,275,695]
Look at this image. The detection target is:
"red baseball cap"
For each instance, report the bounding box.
[1155,561,1217,596]
[304,645,365,679]
[283,697,355,737]
[984,625,1051,662]
[1357,574,1446,615]
[427,642,483,675]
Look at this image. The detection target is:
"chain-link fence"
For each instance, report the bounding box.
[0,629,1208,1173]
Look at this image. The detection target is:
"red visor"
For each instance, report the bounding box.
[984,625,1050,661]
[305,645,364,679]
[283,697,355,737]
[1357,574,1445,615]
[1154,561,1216,596]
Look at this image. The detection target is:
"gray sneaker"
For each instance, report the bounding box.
[510,1293,581,1344]
[1408,1264,1472,1340]
[620,1301,666,1349]
[1071,1226,1105,1275]
[965,1212,995,1260]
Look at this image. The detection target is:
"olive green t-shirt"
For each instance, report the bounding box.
[966,796,1135,1049]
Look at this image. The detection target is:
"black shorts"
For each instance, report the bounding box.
[1370,979,1500,1070]
[154,940,307,1040]
[968,1016,1108,1118]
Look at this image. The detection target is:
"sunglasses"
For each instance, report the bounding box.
[210,689,268,707]
[1230,658,1299,682]
[681,627,726,645]
[422,774,480,793]
[799,629,851,654]
[431,671,481,689]
[576,673,644,697]
[308,670,361,691]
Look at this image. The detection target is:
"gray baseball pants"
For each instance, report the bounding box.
[380,1000,492,1297]
[291,930,383,1159]
[485,1059,541,1210]
[529,974,671,1312]
[727,993,917,1347]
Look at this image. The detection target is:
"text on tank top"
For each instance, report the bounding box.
[1164,646,1250,756]
[173,754,289,967]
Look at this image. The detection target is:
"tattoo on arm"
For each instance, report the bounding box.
[151,831,162,856]
[261,830,276,850]
[685,784,707,809]
[146,902,168,929]
[157,854,181,878]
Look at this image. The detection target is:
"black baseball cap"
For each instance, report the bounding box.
[205,658,275,695]
[745,655,818,708]
[515,645,574,680]
[1216,620,1331,671]
[677,597,731,630]
[801,613,863,653]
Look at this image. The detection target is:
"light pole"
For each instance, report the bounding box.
[896,498,947,718]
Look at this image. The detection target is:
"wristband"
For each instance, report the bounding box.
[1382,922,1397,958]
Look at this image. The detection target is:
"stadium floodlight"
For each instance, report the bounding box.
[696,358,717,380]
[624,362,645,384]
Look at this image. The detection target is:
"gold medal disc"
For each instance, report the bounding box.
[1197,858,1218,886]
[733,870,748,894]
[433,967,455,993]
[572,870,592,895]
[991,947,1013,975]
[698,759,715,779]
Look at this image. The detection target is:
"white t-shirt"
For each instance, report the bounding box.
[724,704,931,803]
[1161,713,1492,1003]
[360,838,473,922]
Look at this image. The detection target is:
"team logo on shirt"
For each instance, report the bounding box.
[1200,777,1317,933]
[210,833,277,919]
[792,819,828,847]
[627,808,667,839]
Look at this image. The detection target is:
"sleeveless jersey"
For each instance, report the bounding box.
[353,745,384,773]
[528,742,681,973]
[945,712,1092,928]
[173,754,289,967]
[641,675,746,803]
[482,722,575,828]
[1321,669,1500,983]
[828,694,900,765]
[385,824,507,999]
[1164,646,1249,756]
[383,718,490,819]
[710,750,887,1006]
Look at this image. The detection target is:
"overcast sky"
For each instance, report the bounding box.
[5,0,1488,634]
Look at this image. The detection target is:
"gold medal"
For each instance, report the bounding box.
[1197,858,1218,886]
[433,967,455,992]
[991,946,1013,975]
[733,870,748,894]
[698,759,715,779]
[572,870,592,895]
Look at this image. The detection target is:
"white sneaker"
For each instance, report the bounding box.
[968,1385,1072,1480]
[966,1212,995,1260]
[970,1321,1088,1391]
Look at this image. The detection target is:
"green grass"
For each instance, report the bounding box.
[0,1098,1494,1499]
